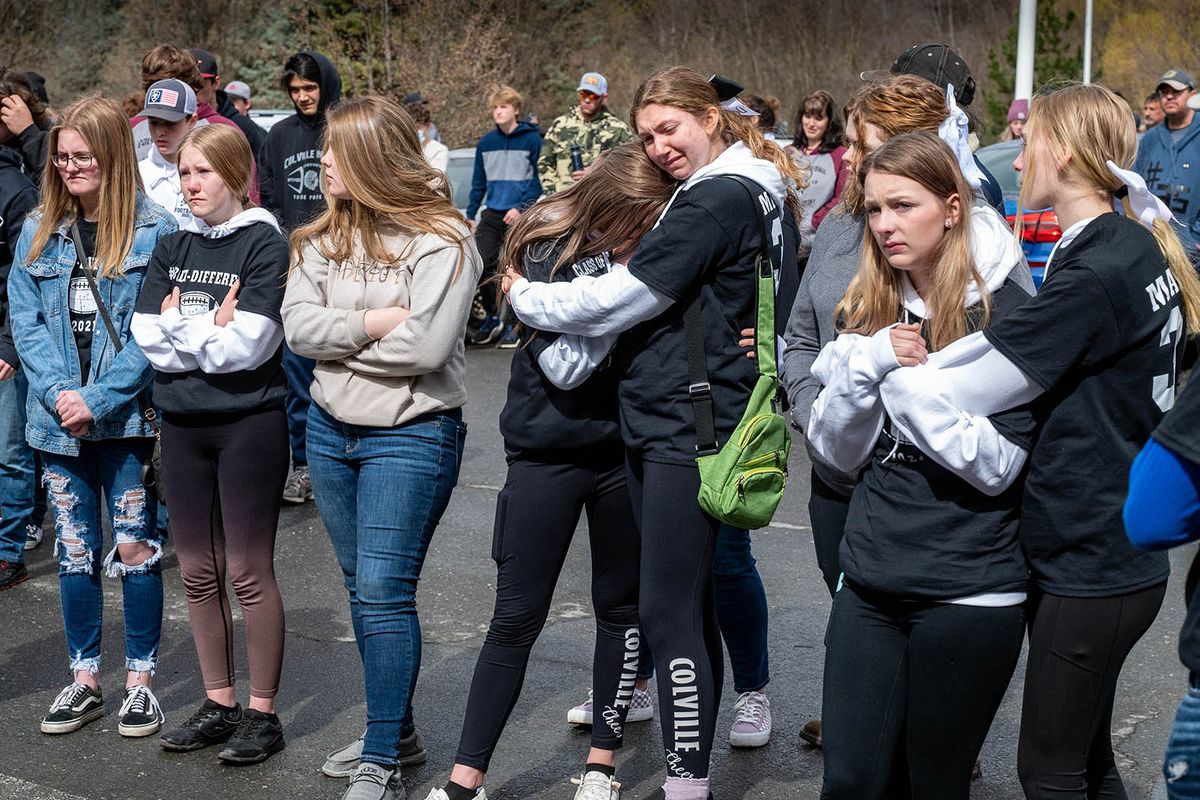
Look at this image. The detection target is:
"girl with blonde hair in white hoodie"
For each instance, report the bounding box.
[807,131,1033,800]
[131,123,290,763]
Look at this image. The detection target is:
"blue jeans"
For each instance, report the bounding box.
[41,438,163,674]
[635,524,770,693]
[0,371,35,564]
[714,524,770,692]
[1165,682,1200,797]
[307,403,467,768]
[282,343,316,467]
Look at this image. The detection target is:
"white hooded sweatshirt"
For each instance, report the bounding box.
[806,199,1032,497]
[508,141,787,388]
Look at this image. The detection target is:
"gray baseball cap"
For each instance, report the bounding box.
[224,80,251,102]
[142,79,197,122]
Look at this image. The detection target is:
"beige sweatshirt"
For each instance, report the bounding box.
[281,223,482,427]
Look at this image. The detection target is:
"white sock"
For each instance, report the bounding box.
[663,776,709,800]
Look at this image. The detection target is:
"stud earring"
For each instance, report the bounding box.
[944,219,953,228]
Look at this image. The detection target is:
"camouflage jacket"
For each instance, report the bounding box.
[537,106,632,194]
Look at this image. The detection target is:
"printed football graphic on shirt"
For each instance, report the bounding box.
[68,275,97,333]
[179,291,218,317]
[287,164,320,196]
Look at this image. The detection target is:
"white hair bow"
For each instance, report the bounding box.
[1106,160,1175,229]
[937,84,984,192]
[720,97,759,117]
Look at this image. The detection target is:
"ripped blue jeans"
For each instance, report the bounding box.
[41,438,163,676]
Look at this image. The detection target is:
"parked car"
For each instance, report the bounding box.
[975,139,1059,288]
[249,109,295,133]
[446,147,476,217]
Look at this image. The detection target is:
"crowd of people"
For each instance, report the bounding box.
[2,34,1200,800]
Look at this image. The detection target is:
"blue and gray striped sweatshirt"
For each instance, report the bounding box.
[467,121,543,219]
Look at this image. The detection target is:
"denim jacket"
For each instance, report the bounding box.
[9,194,177,455]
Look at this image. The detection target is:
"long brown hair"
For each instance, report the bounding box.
[836,132,985,351]
[502,143,676,279]
[629,67,802,213]
[841,75,947,216]
[179,124,254,206]
[290,96,467,276]
[28,96,142,278]
[1020,83,1200,332]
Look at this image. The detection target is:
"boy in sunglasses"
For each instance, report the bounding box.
[538,72,632,195]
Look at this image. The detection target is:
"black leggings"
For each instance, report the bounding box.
[626,454,722,780]
[454,447,641,771]
[473,208,506,315]
[1017,583,1167,799]
[161,407,290,698]
[808,470,851,598]
[820,583,1026,800]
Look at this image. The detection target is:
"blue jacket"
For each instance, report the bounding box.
[1134,113,1200,253]
[9,194,177,455]
[467,121,542,219]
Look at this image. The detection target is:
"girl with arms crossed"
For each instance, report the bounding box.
[282,96,481,800]
[131,124,291,763]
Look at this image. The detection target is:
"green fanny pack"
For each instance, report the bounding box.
[686,176,791,529]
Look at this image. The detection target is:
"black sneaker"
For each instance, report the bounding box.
[0,560,28,591]
[398,728,427,766]
[218,708,285,764]
[41,682,104,734]
[118,685,165,737]
[160,699,242,752]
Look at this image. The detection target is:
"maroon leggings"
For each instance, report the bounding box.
[162,407,289,699]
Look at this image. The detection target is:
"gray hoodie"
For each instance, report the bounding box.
[780,204,1035,495]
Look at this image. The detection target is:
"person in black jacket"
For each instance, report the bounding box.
[187,48,266,164]
[257,50,342,505]
[423,143,674,800]
[0,66,50,186]
[0,143,38,591]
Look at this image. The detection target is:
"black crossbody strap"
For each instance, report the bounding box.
[685,296,718,455]
[69,223,159,433]
[70,224,122,353]
[683,177,778,456]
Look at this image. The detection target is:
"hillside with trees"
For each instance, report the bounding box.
[1,0,1195,146]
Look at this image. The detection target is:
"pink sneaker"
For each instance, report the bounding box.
[567,687,654,725]
[729,690,771,748]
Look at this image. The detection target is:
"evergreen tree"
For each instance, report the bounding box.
[985,1,1096,140]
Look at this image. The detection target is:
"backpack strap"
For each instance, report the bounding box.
[683,176,782,455]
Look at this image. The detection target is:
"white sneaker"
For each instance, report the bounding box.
[567,687,654,726]
[24,524,42,551]
[729,690,771,748]
[571,770,621,800]
[421,789,488,800]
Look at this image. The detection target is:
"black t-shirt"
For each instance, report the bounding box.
[68,219,98,384]
[135,223,289,416]
[499,244,621,453]
[841,277,1035,600]
[984,213,1178,596]
[1151,374,1200,673]
[619,176,793,464]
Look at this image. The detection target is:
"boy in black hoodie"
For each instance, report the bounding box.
[258,50,342,505]
[0,144,39,590]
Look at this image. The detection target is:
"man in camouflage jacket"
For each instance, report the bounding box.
[537,71,632,194]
